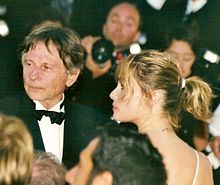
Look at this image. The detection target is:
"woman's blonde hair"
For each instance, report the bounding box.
[0,114,34,185]
[116,50,212,128]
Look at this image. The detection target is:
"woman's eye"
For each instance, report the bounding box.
[119,83,124,90]
[183,57,193,62]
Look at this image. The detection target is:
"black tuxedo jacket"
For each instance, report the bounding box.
[0,91,113,168]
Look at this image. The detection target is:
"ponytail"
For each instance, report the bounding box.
[183,76,212,122]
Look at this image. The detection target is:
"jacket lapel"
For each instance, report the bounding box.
[18,93,45,150]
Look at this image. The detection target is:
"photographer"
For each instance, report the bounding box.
[71,2,141,115]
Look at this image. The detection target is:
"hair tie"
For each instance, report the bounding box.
[181,78,186,89]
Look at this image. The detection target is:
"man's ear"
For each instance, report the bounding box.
[92,171,113,185]
[65,68,80,87]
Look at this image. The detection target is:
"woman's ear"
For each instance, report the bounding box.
[92,171,113,185]
[65,68,80,87]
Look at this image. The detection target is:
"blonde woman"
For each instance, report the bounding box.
[0,114,34,185]
[110,50,213,185]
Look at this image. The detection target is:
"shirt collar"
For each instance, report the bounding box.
[145,0,166,10]
[33,94,65,112]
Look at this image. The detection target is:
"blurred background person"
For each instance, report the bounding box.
[136,0,187,50]
[0,113,34,185]
[71,1,142,116]
[163,22,220,183]
[163,22,209,151]
[135,0,220,58]
[183,0,220,55]
[163,22,201,78]
[66,125,167,185]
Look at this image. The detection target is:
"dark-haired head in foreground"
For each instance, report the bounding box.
[66,126,166,185]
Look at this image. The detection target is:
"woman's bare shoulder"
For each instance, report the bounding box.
[196,151,214,185]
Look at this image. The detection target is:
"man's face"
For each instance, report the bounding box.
[23,41,78,109]
[103,3,140,51]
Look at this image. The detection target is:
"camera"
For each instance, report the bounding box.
[192,48,220,80]
[91,37,142,68]
[91,37,114,67]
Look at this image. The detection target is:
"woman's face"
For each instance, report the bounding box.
[110,76,147,124]
[166,40,196,78]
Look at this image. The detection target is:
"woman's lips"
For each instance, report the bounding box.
[112,104,118,111]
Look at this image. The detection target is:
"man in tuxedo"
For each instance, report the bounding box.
[0,21,113,169]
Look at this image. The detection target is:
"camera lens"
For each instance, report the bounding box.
[92,38,114,65]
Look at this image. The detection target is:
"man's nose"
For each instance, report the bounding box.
[29,67,41,81]
[115,22,122,31]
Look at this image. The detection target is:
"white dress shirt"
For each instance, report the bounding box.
[207,103,220,169]
[209,103,220,137]
[33,95,65,163]
[185,0,208,15]
[145,0,166,10]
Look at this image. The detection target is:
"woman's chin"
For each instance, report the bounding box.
[112,114,125,123]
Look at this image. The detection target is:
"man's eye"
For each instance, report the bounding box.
[42,65,51,70]
[109,17,118,24]
[124,22,134,28]
[24,61,32,66]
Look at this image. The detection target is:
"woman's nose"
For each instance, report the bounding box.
[110,87,118,100]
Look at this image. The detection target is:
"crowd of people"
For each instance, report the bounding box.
[0,1,220,185]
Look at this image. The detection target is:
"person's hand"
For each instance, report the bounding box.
[85,55,112,79]
[82,35,111,78]
[210,136,220,159]
[81,35,100,54]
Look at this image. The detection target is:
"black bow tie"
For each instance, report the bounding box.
[34,110,65,125]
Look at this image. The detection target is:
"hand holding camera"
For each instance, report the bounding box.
[82,36,113,78]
